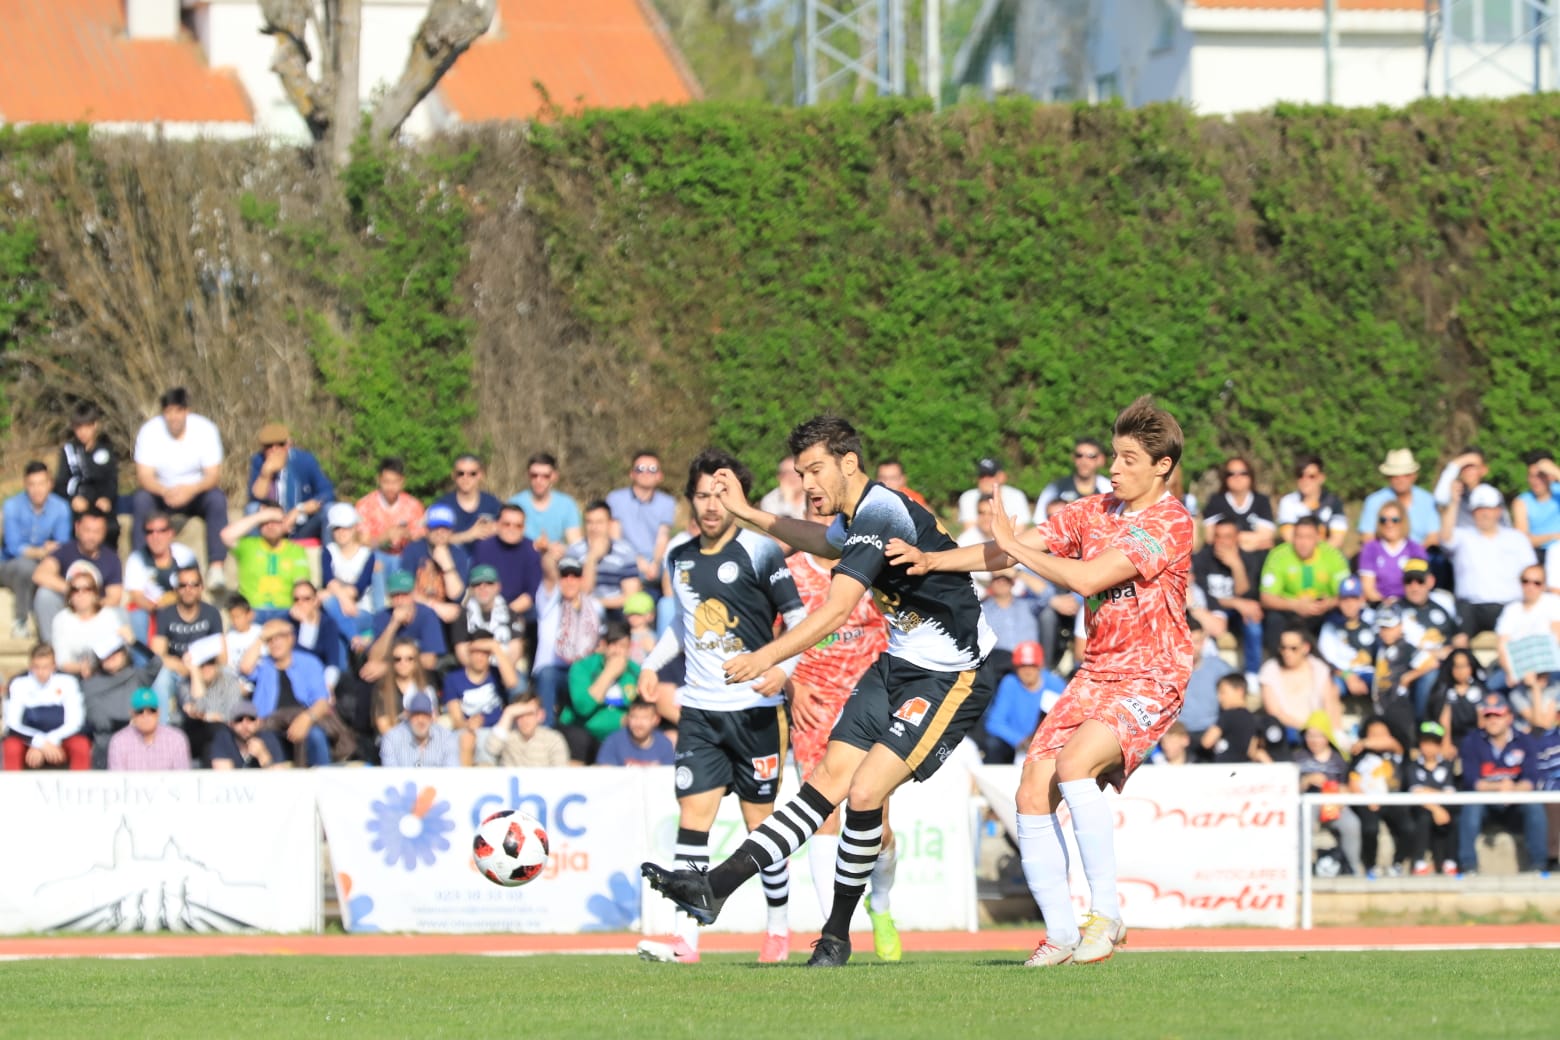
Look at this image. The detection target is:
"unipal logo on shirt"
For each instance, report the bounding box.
[893,697,931,727]
[752,754,779,781]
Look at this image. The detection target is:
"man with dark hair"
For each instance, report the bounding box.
[470,503,542,623]
[642,420,997,967]
[636,448,808,967]
[220,501,312,622]
[434,453,504,545]
[607,450,676,587]
[131,387,228,587]
[1,461,72,639]
[247,421,335,541]
[54,401,120,546]
[31,506,123,640]
[508,452,582,546]
[1033,437,1112,519]
[565,500,642,612]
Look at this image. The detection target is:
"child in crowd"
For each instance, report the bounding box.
[1348,716,1414,878]
[1201,674,1268,764]
[623,591,659,664]
[1294,711,1363,876]
[1406,721,1460,875]
[1425,648,1488,750]
[1147,721,1193,766]
[321,502,375,642]
[223,593,260,679]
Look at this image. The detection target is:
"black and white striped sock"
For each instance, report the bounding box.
[824,806,882,937]
[759,860,789,934]
[709,783,834,899]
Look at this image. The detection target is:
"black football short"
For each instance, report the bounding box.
[673,704,788,804]
[831,654,993,781]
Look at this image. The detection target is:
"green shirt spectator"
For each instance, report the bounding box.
[562,632,640,742]
[222,502,312,614]
[1260,537,1350,601]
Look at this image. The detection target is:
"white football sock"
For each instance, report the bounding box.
[1016,811,1078,946]
[674,910,700,951]
[869,839,898,914]
[1060,778,1120,919]
[807,834,840,917]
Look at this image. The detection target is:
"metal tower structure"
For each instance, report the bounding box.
[799,0,941,105]
[1427,0,1559,97]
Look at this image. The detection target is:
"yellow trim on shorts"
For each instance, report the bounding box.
[904,668,976,772]
[776,704,790,791]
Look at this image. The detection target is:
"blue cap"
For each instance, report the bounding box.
[406,692,435,715]
[130,687,158,712]
[1339,575,1363,599]
[425,504,456,529]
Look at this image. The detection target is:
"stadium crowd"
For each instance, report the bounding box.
[1,390,1557,875]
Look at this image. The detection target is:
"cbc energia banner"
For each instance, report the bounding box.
[973,763,1299,928]
[0,772,320,933]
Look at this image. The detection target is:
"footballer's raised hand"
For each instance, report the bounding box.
[711,468,755,522]
[886,538,930,574]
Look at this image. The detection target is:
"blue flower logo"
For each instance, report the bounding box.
[582,871,640,931]
[338,872,380,933]
[367,782,455,872]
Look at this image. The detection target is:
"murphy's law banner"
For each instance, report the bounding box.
[0,772,320,934]
[315,768,653,933]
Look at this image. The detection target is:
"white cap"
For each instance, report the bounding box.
[327,502,359,529]
[188,633,225,667]
[91,633,125,660]
[1468,483,1503,510]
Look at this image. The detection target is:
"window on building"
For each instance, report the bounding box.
[1152,0,1177,53]
[1052,84,1075,101]
[1095,73,1120,101]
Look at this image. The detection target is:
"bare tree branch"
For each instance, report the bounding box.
[369,0,496,145]
[259,0,332,143]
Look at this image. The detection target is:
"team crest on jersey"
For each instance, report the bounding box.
[893,697,931,727]
[675,766,694,790]
[718,561,740,584]
[752,754,779,780]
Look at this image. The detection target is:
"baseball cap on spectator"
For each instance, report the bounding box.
[1479,693,1512,716]
[1419,721,1446,741]
[65,559,103,588]
[130,687,158,712]
[557,557,584,577]
[425,504,457,529]
[230,699,259,723]
[92,633,125,661]
[1375,606,1403,628]
[257,422,290,446]
[188,633,224,667]
[623,591,655,617]
[327,502,359,530]
[387,571,416,595]
[406,692,435,716]
[1377,449,1418,477]
[1401,558,1431,581]
[1467,483,1503,510]
[976,457,1002,477]
[1338,576,1363,599]
[469,564,499,585]
[1012,641,1044,667]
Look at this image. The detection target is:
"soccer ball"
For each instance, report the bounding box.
[472,810,550,887]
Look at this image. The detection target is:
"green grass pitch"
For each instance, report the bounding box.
[2,950,1555,1039]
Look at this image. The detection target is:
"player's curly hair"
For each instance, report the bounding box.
[1114,396,1182,471]
[685,448,753,501]
[787,415,864,468]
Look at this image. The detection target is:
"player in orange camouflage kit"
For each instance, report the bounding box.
[889,396,1192,968]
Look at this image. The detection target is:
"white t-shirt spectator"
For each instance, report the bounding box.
[123,543,198,604]
[134,414,224,489]
[1496,593,1560,677]
[1442,526,1537,604]
[957,485,1030,529]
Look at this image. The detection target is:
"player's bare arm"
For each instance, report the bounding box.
[989,496,1139,597]
[886,536,1021,576]
[711,466,839,557]
[723,572,866,684]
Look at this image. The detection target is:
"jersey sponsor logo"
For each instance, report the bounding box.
[1086,582,1137,613]
[845,532,885,552]
[893,697,931,727]
[1126,525,1165,557]
[717,561,740,584]
[751,754,779,781]
[769,565,791,586]
[1120,697,1157,732]
[692,598,746,654]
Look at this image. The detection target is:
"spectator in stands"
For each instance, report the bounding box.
[1440,483,1537,639]
[1032,437,1111,521]
[874,459,927,507]
[399,503,467,624]
[532,550,603,724]
[567,499,642,613]
[372,636,437,738]
[443,634,521,767]
[1203,456,1275,552]
[355,456,424,610]
[978,572,1039,679]
[379,691,461,768]
[1358,448,1441,548]
[1433,449,1491,532]
[559,619,639,764]
[1530,694,1560,871]
[1491,564,1560,713]
[1,461,71,639]
[130,387,227,587]
[321,503,374,643]
[288,580,345,687]
[595,697,676,766]
[247,422,334,542]
[606,450,675,587]
[1294,712,1364,876]
[224,593,260,673]
[182,635,246,735]
[1318,576,1377,707]
[1398,557,1464,663]
[241,618,339,767]
[1200,673,1270,763]
[1357,503,1427,604]
[1426,648,1488,750]
[122,512,196,644]
[758,455,807,520]
[1276,455,1348,548]
[469,503,541,623]
[1407,720,1460,875]
[487,691,570,767]
[1260,624,1342,740]
[508,452,582,547]
[79,633,157,769]
[1348,715,1414,878]
[1513,450,1560,560]
[50,562,124,681]
[1259,515,1349,654]
[107,686,191,771]
[957,494,1004,597]
[1368,606,1432,750]
[1458,692,1548,875]
[32,507,123,642]
[624,591,658,664]
[53,401,120,547]
[152,564,224,706]
[434,453,502,546]
[454,564,520,670]
[980,640,1064,764]
[209,698,289,770]
[221,502,313,622]
[1146,721,1194,766]
[361,571,445,682]
[1194,518,1266,680]
[3,643,89,770]
[957,456,1029,535]
[1180,614,1234,760]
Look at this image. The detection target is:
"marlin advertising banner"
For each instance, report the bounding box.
[0,771,320,934]
[315,768,653,934]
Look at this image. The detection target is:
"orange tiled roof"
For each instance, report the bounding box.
[439,0,701,122]
[1190,0,1423,9]
[0,0,250,125]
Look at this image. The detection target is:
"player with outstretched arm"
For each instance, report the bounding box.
[888,396,1193,966]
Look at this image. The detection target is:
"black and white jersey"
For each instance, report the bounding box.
[664,529,803,711]
[827,482,996,672]
[1402,600,1459,652]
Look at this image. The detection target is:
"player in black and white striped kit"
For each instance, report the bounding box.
[635,449,809,966]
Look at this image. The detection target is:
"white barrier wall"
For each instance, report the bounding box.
[0,772,320,933]
[973,763,1300,928]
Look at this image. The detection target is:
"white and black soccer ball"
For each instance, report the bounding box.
[472,810,549,887]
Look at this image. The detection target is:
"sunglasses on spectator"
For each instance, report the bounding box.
[473,579,498,586]
[633,464,660,474]
[455,468,480,477]
[232,715,257,724]
[145,525,171,534]
[262,441,287,450]
[134,707,159,717]
[1378,516,1403,524]
[69,584,95,593]
[393,653,417,663]
[178,580,203,589]
[1074,452,1100,460]
[528,470,551,479]
[1226,469,1250,478]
